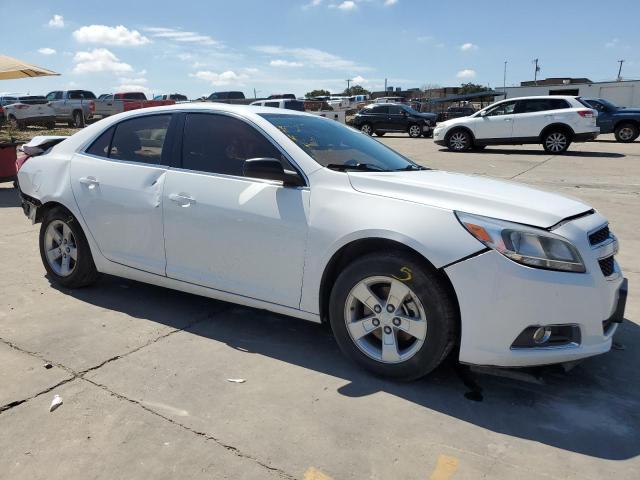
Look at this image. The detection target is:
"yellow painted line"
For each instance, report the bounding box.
[429,454,459,480]
[304,467,334,480]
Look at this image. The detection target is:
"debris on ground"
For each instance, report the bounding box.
[226,378,246,383]
[43,362,53,369]
[49,394,63,412]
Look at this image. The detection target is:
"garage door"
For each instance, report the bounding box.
[600,85,634,107]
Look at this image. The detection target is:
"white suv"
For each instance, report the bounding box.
[434,96,599,153]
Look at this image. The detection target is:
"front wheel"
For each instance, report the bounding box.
[542,130,571,153]
[614,122,639,143]
[72,110,85,128]
[408,124,422,138]
[360,123,373,135]
[39,207,98,288]
[329,252,457,380]
[446,129,471,151]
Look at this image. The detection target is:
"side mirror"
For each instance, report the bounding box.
[242,158,305,187]
[479,110,487,117]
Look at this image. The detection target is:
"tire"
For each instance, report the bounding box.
[446,129,471,151]
[8,115,24,130]
[360,123,373,135]
[472,145,486,150]
[46,121,56,130]
[408,124,422,138]
[72,110,85,128]
[374,131,385,137]
[329,252,458,381]
[542,129,571,153]
[39,207,98,289]
[614,122,639,143]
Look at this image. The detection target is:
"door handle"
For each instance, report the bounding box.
[79,176,99,189]
[169,193,196,207]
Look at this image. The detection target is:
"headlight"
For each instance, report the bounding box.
[455,212,585,273]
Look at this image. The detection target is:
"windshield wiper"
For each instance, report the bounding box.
[326,163,390,172]
[396,164,427,171]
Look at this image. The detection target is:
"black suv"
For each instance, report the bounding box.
[352,103,437,138]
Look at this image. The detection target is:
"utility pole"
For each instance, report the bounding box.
[253,88,257,99]
[384,78,388,92]
[617,59,625,81]
[533,58,540,84]
[503,60,508,98]
[345,78,352,94]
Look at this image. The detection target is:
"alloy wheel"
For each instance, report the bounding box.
[545,132,567,152]
[449,131,468,150]
[344,276,427,364]
[361,124,372,135]
[618,127,635,141]
[44,220,78,277]
[409,125,422,137]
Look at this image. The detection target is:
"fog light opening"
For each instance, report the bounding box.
[532,327,552,344]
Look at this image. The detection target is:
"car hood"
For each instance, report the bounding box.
[347,170,591,228]
[617,107,640,114]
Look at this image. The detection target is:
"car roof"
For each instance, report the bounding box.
[502,95,578,101]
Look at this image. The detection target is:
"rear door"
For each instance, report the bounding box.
[387,105,407,132]
[512,98,571,139]
[70,114,175,274]
[471,100,517,140]
[162,112,309,307]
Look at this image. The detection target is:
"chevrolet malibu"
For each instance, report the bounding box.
[17,104,627,380]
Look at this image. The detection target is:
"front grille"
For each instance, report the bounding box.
[589,225,610,246]
[599,256,615,277]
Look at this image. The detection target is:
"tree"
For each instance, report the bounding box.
[343,85,370,96]
[459,82,487,94]
[305,89,331,99]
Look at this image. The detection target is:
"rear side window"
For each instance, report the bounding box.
[109,115,172,164]
[284,100,305,111]
[265,101,280,108]
[68,90,96,100]
[370,105,389,114]
[181,113,284,177]
[388,105,403,115]
[517,99,570,113]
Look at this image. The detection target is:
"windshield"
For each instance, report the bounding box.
[260,113,424,172]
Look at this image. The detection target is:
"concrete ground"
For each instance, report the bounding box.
[0,134,638,480]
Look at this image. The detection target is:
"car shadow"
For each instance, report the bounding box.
[0,185,20,208]
[51,273,640,461]
[437,148,625,158]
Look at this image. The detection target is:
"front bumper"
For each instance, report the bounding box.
[445,212,625,367]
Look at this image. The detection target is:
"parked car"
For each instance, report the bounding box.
[267,94,296,100]
[446,105,476,119]
[580,98,640,143]
[374,96,405,104]
[352,103,437,137]
[434,96,599,153]
[92,92,175,118]
[154,93,189,102]
[45,90,97,128]
[207,91,245,101]
[250,99,305,111]
[17,104,625,380]
[0,94,56,129]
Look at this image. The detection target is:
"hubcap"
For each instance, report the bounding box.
[344,276,427,364]
[361,124,372,135]
[545,132,567,152]
[44,220,78,277]
[449,132,468,150]
[409,125,421,137]
[619,127,634,141]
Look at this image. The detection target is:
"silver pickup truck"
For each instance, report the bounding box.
[45,90,96,128]
[92,92,175,119]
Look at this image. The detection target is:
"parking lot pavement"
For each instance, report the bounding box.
[1,134,639,479]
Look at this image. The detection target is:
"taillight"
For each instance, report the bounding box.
[577,109,595,118]
[89,100,95,113]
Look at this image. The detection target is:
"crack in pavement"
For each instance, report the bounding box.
[509,155,555,180]
[81,376,296,479]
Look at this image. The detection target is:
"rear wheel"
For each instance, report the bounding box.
[72,110,85,128]
[329,252,457,380]
[614,122,639,143]
[446,129,471,151]
[39,207,98,288]
[408,124,422,138]
[360,123,373,135]
[8,115,24,130]
[542,130,571,153]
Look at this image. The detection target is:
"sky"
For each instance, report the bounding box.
[1,0,639,99]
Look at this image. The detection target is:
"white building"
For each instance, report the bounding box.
[499,79,640,107]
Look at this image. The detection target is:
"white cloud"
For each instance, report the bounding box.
[270,59,304,68]
[145,27,218,46]
[48,14,64,28]
[605,38,619,48]
[254,45,369,71]
[38,48,56,55]
[352,75,367,84]
[73,48,133,74]
[303,0,323,8]
[336,1,356,10]
[460,42,478,51]
[114,84,152,95]
[73,25,150,46]
[456,69,476,79]
[190,70,249,86]
[384,0,398,5]
[118,76,147,84]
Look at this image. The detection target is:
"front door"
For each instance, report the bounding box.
[70,114,174,275]
[163,112,309,308]
[472,100,517,141]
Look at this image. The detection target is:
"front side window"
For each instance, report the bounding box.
[182,113,285,177]
[265,101,280,108]
[388,105,403,115]
[260,113,421,172]
[109,115,172,164]
[485,101,516,116]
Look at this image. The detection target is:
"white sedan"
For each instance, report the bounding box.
[16,103,627,380]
